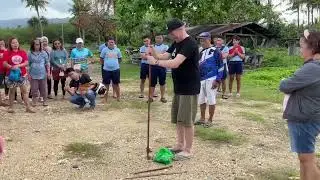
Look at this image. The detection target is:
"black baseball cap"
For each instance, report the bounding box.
[167,18,185,33]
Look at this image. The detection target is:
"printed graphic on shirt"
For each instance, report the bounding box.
[199,47,223,81]
[11,55,23,65]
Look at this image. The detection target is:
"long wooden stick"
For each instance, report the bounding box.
[147,64,152,160]
[124,171,187,180]
[133,165,173,175]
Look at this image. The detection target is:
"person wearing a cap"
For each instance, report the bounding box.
[41,36,53,99]
[70,38,93,73]
[147,18,200,160]
[228,35,245,97]
[65,67,100,109]
[214,35,230,99]
[194,32,223,128]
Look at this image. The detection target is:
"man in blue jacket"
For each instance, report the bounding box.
[195,32,223,127]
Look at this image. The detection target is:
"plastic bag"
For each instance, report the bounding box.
[153,147,174,165]
[8,69,21,82]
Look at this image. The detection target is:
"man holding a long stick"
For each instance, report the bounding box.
[147,18,200,160]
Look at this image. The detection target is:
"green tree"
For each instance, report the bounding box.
[69,0,91,40]
[21,0,49,37]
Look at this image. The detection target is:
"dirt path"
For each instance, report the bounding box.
[0,69,300,180]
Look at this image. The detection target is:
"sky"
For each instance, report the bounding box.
[0,0,311,24]
[0,0,72,20]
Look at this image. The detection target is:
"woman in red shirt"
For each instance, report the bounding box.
[3,37,35,113]
[0,39,9,107]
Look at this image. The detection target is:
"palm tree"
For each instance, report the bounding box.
[22,0,49,37]
[28,16,48,28]
[289,0,303,35]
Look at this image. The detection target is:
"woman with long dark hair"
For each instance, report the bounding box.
[28,39,50,106]
[3,37,35,113]
[51,39,68,99]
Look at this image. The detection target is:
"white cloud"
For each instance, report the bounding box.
[0,0,72,20]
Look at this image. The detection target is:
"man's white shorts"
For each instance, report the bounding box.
[198,79,217,105]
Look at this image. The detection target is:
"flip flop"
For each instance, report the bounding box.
[168,148,183,154]
[194,120,205,125]
[203,121,213,128]
[139,95,144,98]
[173,152,192,161]
[222,95,229,99]
[146,98,154,103]
[160,98,167,103]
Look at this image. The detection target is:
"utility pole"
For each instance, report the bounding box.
[61,23,64,43]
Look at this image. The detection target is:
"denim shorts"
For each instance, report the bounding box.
[288,120,320,153]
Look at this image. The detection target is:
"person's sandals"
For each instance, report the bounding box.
[168,148,183,154]
[203,121,213,128]
[147,98,154,103]
[153,94,158,98]
[43,102,48,107]
[194,120,205,125]
[173,152,192,161]
[7,108,14,113]
[222,94,229,99]
[160,98,167,103]
[139,95,144,98]
[26,108,36,113]
[0,102,9,107]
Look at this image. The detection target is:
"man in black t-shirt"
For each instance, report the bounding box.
[147,18,200,160]
[65,68,106,109]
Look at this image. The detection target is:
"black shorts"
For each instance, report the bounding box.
[228,61,243,75]
[222,63,228,80]
[0,73,4,89]
[103,69,120,85]
[140,63,149,80]
[150,66,166,87]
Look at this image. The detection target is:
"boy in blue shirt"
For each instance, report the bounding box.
[139,36,151,98]
[214,35,229,99]
[100,37,122,102]
[70,38,94,73]
[149,34,169,103]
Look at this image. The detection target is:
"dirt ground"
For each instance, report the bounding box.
[0,66,301,180]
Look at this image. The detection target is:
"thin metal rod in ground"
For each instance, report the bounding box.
[124,171,187,180]
[147,63,152,160]
[133,165,173,175]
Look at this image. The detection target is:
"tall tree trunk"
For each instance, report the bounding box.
[36,10,43,37]
[78,27,81,38]
[297,6,300,38]
[268,0,271,5]
[82,29,85,42]
[312,6,314,25]
[297,6,300,29]
[307,5,310,26]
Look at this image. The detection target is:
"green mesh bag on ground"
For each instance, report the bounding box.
[153,147,174,165]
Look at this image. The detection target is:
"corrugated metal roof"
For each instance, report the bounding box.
[187,22,273,38]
